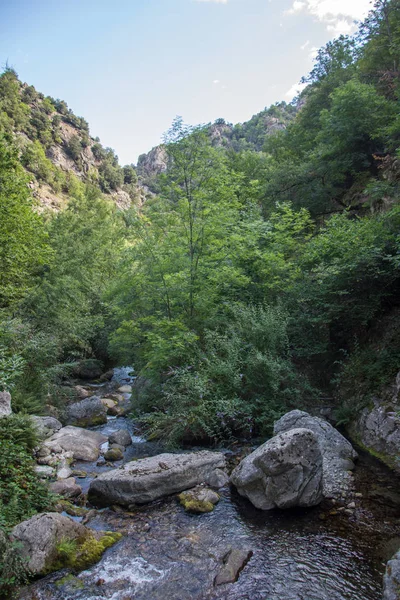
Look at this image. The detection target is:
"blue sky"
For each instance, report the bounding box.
[1,0,372,165]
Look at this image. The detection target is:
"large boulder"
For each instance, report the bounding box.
[31,416,62,439]
[230,428,323,510]
[11,512,87,575]
[49,477,82,498]
[274,410,358,499]
[384,549,400,600]
[65,396,107,428]
[0,391,11,418]
[88,451,226,507]
[43,426,107,461]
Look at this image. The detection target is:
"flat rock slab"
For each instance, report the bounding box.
[44,426,107,461]
[274,410,358,499]
[231,428,323,510]
[88,451,226,507]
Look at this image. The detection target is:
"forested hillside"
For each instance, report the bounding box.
[1,1,400,590]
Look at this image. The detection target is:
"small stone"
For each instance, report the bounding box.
[214,549,253,586]
[207,468,229,489]
[0,391,12,418]
[117,385,132,394]
[109,430,132,447]
[344,509,353,515]
[355,493,363,498]
[57,466,73,480]
[104,447,124,462]
[35,465,54,478]
[347,502,356,509]
[72,470,87,478]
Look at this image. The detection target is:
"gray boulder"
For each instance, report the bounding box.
[88,451,226,507]
[11,512,87,574]
[31,416,62,439]
[215,549,253,586]
[65,396,107,428]
[43,426,107,461]
[274,410,358,499]
[384,549,400,600]
[108,429,132,447]
[231,428,323,510]
[0,391,11,418]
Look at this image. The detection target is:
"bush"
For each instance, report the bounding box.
[0,416,53,530]
[0,530,30,599]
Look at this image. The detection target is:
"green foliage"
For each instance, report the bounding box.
[0,530,30,599]
[0,416,52,530]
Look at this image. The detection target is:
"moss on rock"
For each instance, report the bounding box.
[178,493,215,514]
[50,531,122,573]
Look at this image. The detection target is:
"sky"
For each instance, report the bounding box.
[1,0,373,165]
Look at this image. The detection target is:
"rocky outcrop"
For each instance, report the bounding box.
[65,396,107,428]
[383,549,400,600]
[230,428,323,510]
[11,513,87,575]
[31,416,62,439]
[274,410,357,499]
[88,451,226,507]
[350,372,400,472]
[137,145,168,178]
[0,391,12,418]
[43,426,107,461]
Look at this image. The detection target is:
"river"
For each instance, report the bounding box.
[20,367,400,600]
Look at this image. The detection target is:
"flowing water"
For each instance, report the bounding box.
[20,368,400,600]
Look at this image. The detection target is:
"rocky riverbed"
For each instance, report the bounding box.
[18,368,400,600]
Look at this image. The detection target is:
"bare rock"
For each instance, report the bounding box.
[274,410,357,499]
[215,549,253,586]
[384,549,400,600]
[49,477,82,498]
[109,429,132,447]
[0,391,12,418]
[31,416,62,439]
[88,451,226,507]
[11,512,86,574]
[65,396,107,428]
[44,426,107,461]
[231,428,323,510]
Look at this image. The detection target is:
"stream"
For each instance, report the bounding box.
[21,368,400,600]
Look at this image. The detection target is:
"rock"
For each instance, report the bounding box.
[117,385,132,394]
[104,447,124,462]
[214,549,253,586]
[57,465,73,480]
[50,477,82,498]
[351,397,400,472]
[74,385,91,399]
[230,428,323,510]
[107,405,125,417]
[101,398,116,409]
[0,391,12,418]
[384,550,400,599]
[65,397,107,428]
[72,470,87,478]
[207,468,230,489]
[44,426,107,461]
[88,451,226,507]
[179,486,220,513]
[274,410,358,499]
[109,429,132,447]
[34,465,55,478]
[99,370,114,382]
[71,359,103,380]
[11,512,87,575]
[31,416,62,439]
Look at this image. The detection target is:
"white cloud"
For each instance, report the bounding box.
[286,0,372,35]
[196,0,228,3]
[213,79,220,84]
[285,81,308,98]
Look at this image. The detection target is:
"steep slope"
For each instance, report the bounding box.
[0,68,146,211]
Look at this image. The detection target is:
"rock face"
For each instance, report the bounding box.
[231,428,323,510]
[31,416,62,439]
[88,451,226,507]
[383,549,400,600]
[43,426,107,461]
[274,410,358,499]
[351,373,400,472]
[11,512,87,575]
[0,391,12,418]
[65,396,107,428]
